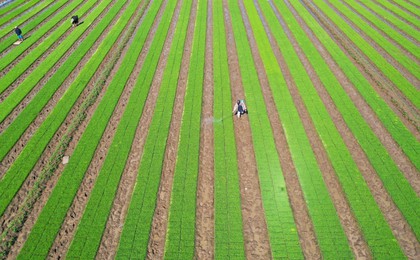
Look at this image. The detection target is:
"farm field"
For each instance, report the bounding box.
[0,0,419,259]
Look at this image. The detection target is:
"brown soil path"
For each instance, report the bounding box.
[324,0,419,87]
[95,0,186,258]
[48,1,151,258]
[298,0,420,135]
[296,0,420,193]
[2,0,130,257]
[253,0,369,258]
[223,0,272,258]
[286,0,420,257]
[0,0,111,176]
[146,0,197,258]
[195,0,215,258]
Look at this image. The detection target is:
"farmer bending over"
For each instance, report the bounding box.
[233,99,248,118]
[71,15,79,27]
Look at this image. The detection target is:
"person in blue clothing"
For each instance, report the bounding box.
[14,26,23,41]
[232,99,248,118]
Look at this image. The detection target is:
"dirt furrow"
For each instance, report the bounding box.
[324,0,419,87]
[286,1,420,258]
[146,0,197,259]
[0,0,101,105]
[339,0,419,66]
[0,0,81,57]
[0,0,111,176]
[194,0,214,258]
[223,0,272,258]
[299,0,420,137]
[2,0,130,257]
[371,0,420,31]
[94,0,185,258]
[354,0,420,46]
[48,1,150,258]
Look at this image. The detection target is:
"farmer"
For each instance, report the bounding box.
[232,99,248,118]
[14,26,23,41]
[71,15,79,27]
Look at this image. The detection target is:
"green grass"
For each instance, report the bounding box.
[163,0,203,258]
[213,1,246,258]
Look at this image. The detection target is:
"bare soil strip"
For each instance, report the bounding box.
[354,0,419,46]
[338,0,419,66]
[48,1,150,258]
[286,1,420,257]
[299,0,420,137]
[145,0,197,259]
[325,0,419,87]
[2,0,130,257]
[260,1,371,257]
[0,0,109,176]
[194,0,215,258]
[223,0,272,258]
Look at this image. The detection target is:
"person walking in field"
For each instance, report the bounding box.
[233,99,248,118]
[71,15,79,27]
[14,26,23,41]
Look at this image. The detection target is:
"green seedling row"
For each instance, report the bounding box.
[261,0,405,257]
[310,0,419,108]
[288,0,420,242]
[213,0,246,258]
[115,0,181,258]
[341,0,419,60]
[0,0,103,118]
[0,0,85,65]
[14,2,139,258]
[0,0,44,31]
[228,0,352,258]
[327,0,419,80]
[373,0,420,28]
[164,0,203,258]
[0,0,31,17]
[0,0,125,218]
[0,0,110,161]
[390,0,420,17]
[235,1,304,259]
[65,1,164,259]
[356,0,420,41]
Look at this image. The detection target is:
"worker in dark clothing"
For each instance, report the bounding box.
[232,99,248,118]
[71,15,79,27]
[14,26,23,41]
